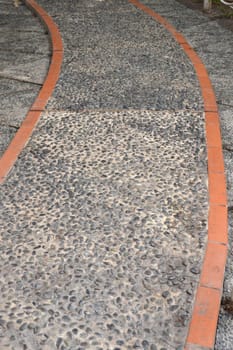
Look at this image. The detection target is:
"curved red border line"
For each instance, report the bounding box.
[0,0,63,183]
[128,1,227,349]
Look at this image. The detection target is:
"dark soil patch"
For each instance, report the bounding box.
[221,296,233,314]
[176,0,233,32]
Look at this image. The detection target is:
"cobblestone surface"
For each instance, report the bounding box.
[138,1,233,348]
[40,0,202,112]
[0,0,210,349]
[0,109,207,350]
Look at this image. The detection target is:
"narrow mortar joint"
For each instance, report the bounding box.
[207,240,227,246]
[199,284,222,291]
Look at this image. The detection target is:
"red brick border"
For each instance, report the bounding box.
[0,0,63,183]
[128,0,228,349]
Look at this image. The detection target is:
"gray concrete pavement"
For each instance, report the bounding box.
[0,0,232,349]
[0,0,49,156]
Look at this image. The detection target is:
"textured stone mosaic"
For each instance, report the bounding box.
[0,0,211,349]
[38,0,203,112]
[0,109,207,350]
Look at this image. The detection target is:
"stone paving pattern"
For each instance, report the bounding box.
[5,0,233,350]
[0,109,207,350]
[43,1,202,112]
[0,0,211,349]
[138,1,233,348]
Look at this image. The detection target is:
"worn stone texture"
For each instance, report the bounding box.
[0,0,211,349]
[0,109,207,350]
[0,52,49,85]
[40,0,202,112]
[138,1,233,349]
[0,1,50,157]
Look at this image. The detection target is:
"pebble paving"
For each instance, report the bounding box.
[0,109,207,350]
[41,0,202,112]
[138,1,233,348]
[0,0,209,349]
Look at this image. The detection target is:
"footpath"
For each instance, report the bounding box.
[0,0,232,349]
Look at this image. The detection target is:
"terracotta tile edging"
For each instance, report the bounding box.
[0,0,63,183]
[128,0,227,349]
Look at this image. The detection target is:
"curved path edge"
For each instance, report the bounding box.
[0,0,63,184]
[128,1,228,349]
